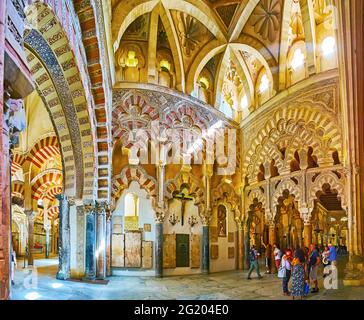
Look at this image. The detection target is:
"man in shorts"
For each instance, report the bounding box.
[308,244,321,293]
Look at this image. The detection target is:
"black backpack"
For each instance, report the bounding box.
[249,249,256,261]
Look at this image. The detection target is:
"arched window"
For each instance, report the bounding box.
[220,99,233,118]
[124,193,139,217]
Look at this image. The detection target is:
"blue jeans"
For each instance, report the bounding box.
[282,269,291,293]
[247,260,261,278]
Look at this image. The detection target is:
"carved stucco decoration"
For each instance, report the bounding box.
[243,102,342,183]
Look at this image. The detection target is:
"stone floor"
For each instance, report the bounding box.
[10,257,364,300]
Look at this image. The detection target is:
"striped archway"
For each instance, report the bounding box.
[31,170,63,201]
[26,135,60,169]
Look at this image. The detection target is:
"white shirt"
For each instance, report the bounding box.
[274,248,281,260]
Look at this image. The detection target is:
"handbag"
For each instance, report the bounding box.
[278,260,286,278]
[304,282,310,295]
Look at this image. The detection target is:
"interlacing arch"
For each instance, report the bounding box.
[165,172,205,207]
[246,187,266,211]
[243,105,342,182]
[112,165,157,204]
[112,92,159,147]
[24,2,96,200]
[272,179,302,212]
[309,171,346,208]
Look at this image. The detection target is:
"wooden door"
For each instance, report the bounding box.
[124,231,142,268]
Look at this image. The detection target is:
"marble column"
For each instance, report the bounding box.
[238,225,244,270]
[201,224,210,274]
[155,221,163,278]
[304,223,312,248]
[56,195,71,280]
[243,225,250,270]
[70,204,85,279]
[84,205,96,280]
[44,225,51,259]
[268,223,276,273]
[201,164,212,274]
[96,202,107,280]
[106,211,112,277]
[25,210,35,266]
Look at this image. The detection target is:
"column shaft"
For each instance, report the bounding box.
[56,196,71,280]
[155,222,163,277]
[26,211,35,266]
[96,208,106,279]
[201,225,209,274]
[304,223,312,248]
[85,210,96,280]
[106,217,112,277]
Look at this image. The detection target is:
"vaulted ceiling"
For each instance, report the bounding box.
[109,0,337,121]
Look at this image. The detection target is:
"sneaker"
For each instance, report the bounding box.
[311,288,319,293]
[247,277,252,280]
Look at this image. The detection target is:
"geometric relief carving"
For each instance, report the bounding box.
[190,234,200,268]
[163,234,176,268]
[111,233,124,267]
[211,244,218,260]
[142,241,153,269]
[228,247,235,259]
[124,231,142,268]
[228,232,235,243]
[210,226,218,243]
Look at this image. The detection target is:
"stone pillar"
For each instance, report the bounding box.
[56,195,71,280]
[70,204,85,279]
[44,225,51,259]
[238,225,244,270]
[201,221,210,274]
[106,209,112,277]
[243,224,250,270]
[155,222,163,277]
[268,223,276,273]
[96,202,107,280]
[304,223,312,248]
[25,210,35,266]
[201,164,213,274]
[84,205,96,280]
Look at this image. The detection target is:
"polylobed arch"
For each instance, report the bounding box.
[112,165,157,204]
[24,3,96,200]
[309,172,346,209]
[165,171,205,208]
[243,104,342,182]
[272,179,302,213]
